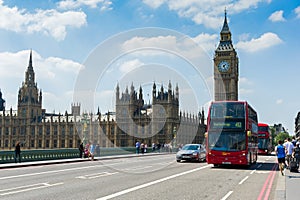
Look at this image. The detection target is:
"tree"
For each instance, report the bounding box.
[274,132,290,144]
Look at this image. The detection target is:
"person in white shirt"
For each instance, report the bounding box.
[284,137,294,169]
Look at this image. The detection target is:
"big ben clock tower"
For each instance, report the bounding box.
[214,10,239,101]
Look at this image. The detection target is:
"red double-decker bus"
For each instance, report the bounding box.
[258,123,272,155]
[206,101,258,166]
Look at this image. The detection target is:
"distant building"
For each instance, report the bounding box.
[0,89,5,111]
[295,112,300,137]
[0,51,206,150]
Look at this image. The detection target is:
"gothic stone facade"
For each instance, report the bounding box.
[0,52,206,150]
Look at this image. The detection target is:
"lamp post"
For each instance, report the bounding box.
[173,126,177,149]
[81,113,90,146]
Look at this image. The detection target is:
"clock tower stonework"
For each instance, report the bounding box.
[214,11,239,101]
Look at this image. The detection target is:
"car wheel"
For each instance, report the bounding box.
[198,155,202,162]
[176,159,181,163]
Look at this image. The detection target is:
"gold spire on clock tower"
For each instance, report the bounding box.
[213,9,239,101]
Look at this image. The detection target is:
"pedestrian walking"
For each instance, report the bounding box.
[141,142,145,155]
[89,143,95,161]
[275,140,286,176]
[152,142,155,152]
[15,141,21,163]
[79,142,84,158]
[135,141,140,154]
[284,137,294,169]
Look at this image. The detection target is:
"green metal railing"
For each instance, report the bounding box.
[0,147,175,164]
[0,147,137,164]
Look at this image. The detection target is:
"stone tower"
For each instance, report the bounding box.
[17,50,43,123]
[0,89,5,111]
[214,10,239,101]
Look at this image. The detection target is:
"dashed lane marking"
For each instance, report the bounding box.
[76,172,118,179]
[0,182,63,196]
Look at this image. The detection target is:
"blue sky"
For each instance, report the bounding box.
[0,0,299,134]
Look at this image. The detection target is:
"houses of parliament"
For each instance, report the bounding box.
[0,11,238,150]
[0,51,206,150]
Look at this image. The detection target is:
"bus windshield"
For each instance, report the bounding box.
[210,102,245,119]
[258,138,269,149]
[208,131,246,151]
[258,126,268,132]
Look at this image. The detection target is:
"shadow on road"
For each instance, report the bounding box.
[210,162,278,172]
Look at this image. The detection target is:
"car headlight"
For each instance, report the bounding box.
[192,152,198,156]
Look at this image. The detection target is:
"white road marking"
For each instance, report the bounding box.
[96,164,212,200]
[257,164,262,168]
[239,176,249,185]
[0,182,63,196]
[255,171,271,174]
[123,166,153,171]
[220,191,233,200]
[76,172,118,179]
[250,169,256,174]
[0,165,101,180]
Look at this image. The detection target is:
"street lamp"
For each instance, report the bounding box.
[81,113,90,146]
[173,126,177,149]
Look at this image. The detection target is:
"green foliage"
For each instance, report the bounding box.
[274,132,290,144]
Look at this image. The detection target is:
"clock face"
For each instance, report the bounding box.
[218,61,230,72]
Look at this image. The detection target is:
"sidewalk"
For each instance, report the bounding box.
[274,166,300,200]
[284,168,300,199]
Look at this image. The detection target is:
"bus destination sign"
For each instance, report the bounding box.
[211,121,244,129]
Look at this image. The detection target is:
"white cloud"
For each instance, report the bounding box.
[0,50,84,111]
[119,59,145,73]
[0,1,86,41]
[295,6,300,19]
[192,33,218,54]
[142,0,271,29]
[239,77,254,95]
[239,88,254,95]
[121,34,211,59]
[268,10,285,22]
[236,32,283,52]
[142,0,166,9]
[58,0,112,11]
[276,99,283,104]
[122,35,177,51]
[45,57,84,73]
[240,77,253,85]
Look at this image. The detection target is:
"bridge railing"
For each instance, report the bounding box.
[0,146,177,164]
[0,147,138,164]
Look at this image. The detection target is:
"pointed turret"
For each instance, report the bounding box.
[28,49,33,70]
[219,9,232,43]
[139,85,143,100]
[116,83,120,102]
[25,50,35,86]
[221,9,230,34]
[0,89,5,111]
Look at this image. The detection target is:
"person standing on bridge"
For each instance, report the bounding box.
[79,142,84,158]
[275,140,286,176]
[14,141,21,163]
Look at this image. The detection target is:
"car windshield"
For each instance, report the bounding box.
[182,145,199,150]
